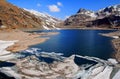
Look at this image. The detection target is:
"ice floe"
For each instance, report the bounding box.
[0,40,18,61]
[113,69,120,79]
[108,58,118,65]
[0,67,21,79]
[92,66,113,79]
[20,48,65,61]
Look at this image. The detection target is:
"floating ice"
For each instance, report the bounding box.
[0,40,18,61]
[19,48,65,61]
[113,69,120,79]
[108,58,118,65]
[0,67,21,79]
[0,42,119,79]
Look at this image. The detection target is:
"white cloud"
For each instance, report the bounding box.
[57,2,62,6]
[37,3,41,7]
[48,5,60,12]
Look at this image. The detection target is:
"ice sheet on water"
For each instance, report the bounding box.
[23,48,41,54]
[17,47,112,65]
[0,67,21,79]
[17,48,65,61]
[14,48,118,79]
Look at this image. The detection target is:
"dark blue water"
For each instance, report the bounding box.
[31,29,115,60]
[0,62,15,67]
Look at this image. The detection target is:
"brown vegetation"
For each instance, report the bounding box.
[0,0,43,30]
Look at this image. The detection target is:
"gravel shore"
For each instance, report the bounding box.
[0,29,58,52]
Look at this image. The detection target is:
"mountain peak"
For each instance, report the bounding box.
[77,8,96,18]
[77,8,94,14]
[64,4,120,28]
[77,8,87,13]
[97,4,120,17]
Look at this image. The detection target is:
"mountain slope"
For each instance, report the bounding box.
[97,5,120,17]
[0,0,43,29]
[64,4,120,29]
[0,0,60,30]
[64,8,96,27]
[77,8,97,18]
[25,9,61,30]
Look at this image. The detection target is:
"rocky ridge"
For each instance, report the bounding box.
[64,4,120,29]
[0,0,60,30]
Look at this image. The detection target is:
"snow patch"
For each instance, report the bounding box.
[92,66,113,79]
[0,67,21,79]
[108,58,118,64]
[113,69,120,79]
[24,9,61,30]
[0,40,18,61]
[112,36,119,39]
[43,25,50,30]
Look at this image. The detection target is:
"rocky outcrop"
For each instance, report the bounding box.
[64,8,96,28]
[97,5,120,17]
[92,15,120,28]
[64,14,92,27]
[77,8,97,18]
[64,4,120,29]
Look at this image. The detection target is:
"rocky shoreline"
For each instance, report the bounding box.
[100,31,120,62]
[0,30,59,52]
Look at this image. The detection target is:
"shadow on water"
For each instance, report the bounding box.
[0,72,15,79]
[39,57,56,64]
[0,61,15,67]
[0,62,15,79]
[74,56,98,70]
[74,56,97,66]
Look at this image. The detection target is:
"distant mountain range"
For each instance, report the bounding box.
[0,0,120,30]
[0,0,61,30]
[64,4,120,29]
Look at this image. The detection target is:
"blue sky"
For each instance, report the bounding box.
[7,0,120,19]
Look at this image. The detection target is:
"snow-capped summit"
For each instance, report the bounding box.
[97,4,120,17]
[64,4,120,28]
[24,9,61,30]
[77,8,97,18]
[76,4,120,18]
